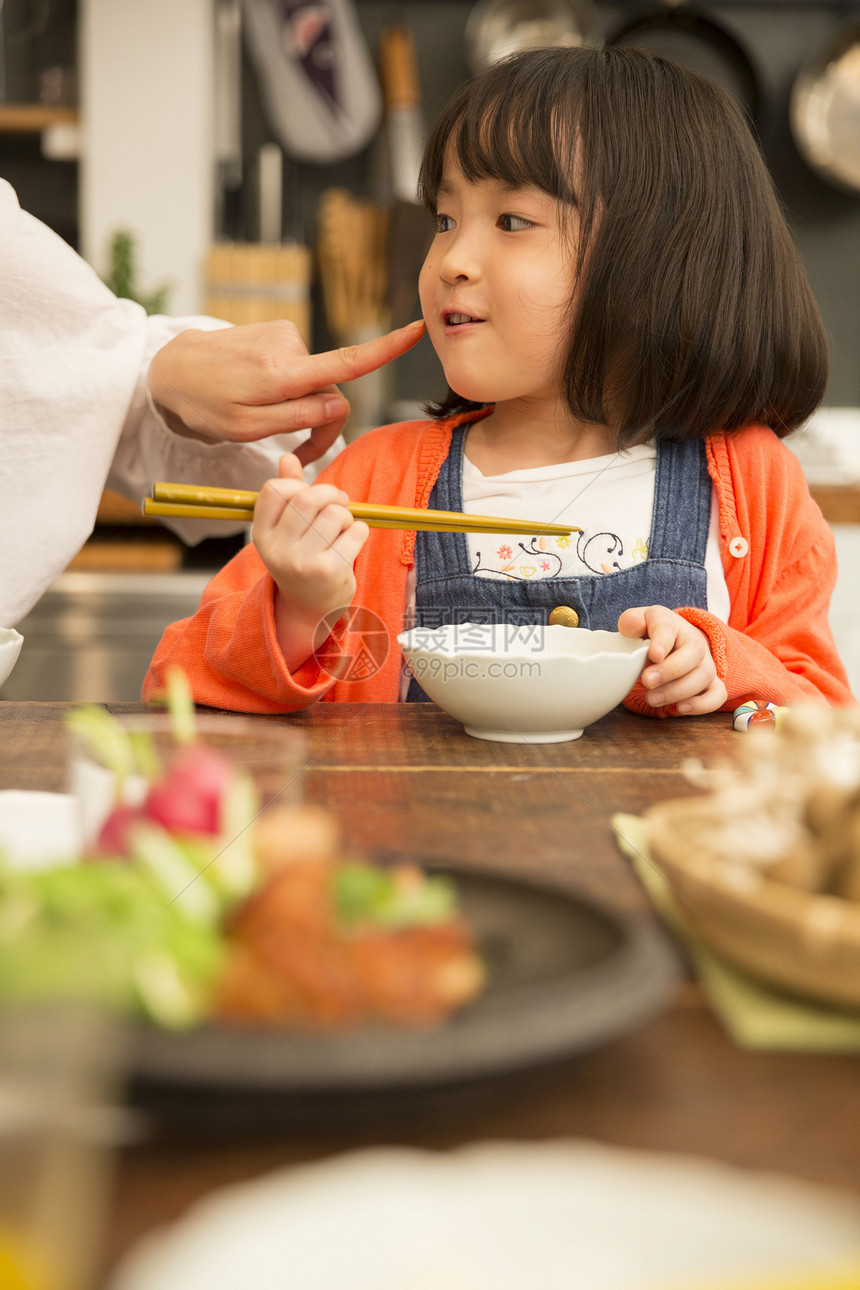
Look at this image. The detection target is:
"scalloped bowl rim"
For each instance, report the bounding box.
[398,623,649,663]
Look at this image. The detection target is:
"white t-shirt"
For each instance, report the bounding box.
[0,179,341,627]
[461,444,730,621]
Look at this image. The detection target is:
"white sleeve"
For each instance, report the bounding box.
[0,180,341,626]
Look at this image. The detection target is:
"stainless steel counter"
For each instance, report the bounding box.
[0,572,212,703]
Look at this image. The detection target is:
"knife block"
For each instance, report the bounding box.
[203,243,311,341]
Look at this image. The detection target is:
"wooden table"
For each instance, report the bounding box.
[2,701,859,1279]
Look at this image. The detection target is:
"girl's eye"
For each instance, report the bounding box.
[498,214,534,232]
[435,213,455,233]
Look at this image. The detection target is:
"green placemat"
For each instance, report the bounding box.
[612,813,860,1052]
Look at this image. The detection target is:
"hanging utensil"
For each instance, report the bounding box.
[316,187,390,439]
[316,187,388,339]
[240,0,382,164]
[214,0,243,239]
[465,0,595,73]
[379,26,433,330]
[257,142,283,244]
[790,18,860,195]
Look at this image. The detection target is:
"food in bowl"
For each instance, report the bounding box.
[646,706,860,1009]
[398,622,649,743]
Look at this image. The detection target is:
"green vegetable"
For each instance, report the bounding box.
[165,666,197,746]
[130,822,222,926]
[0,860,223,1028]
[128,729,162,780]
[66,705,138,783]
[66,665,197,785]
[39,674,260,1028]
[214,772,261,901]
[335,864,457,929]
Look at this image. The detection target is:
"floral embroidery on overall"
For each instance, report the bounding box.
[471,529,649,581]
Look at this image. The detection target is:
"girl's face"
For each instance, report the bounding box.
[419,162,575,412]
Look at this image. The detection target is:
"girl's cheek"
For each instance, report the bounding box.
[418,268,441,346]
[418,259,435,308]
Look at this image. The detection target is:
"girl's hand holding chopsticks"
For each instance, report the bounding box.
[254,455,371,672]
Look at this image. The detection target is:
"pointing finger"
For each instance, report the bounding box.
[287,319,425,391]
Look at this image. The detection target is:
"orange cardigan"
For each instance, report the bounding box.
[144,413,854,714]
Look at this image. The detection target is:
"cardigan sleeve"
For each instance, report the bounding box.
[677,533,853,709]
[624,428,855,716]
[142,542,345,712]
[141,420,437,711]
[141,439,373,712]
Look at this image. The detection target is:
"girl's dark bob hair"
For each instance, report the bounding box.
[419,46,828,446]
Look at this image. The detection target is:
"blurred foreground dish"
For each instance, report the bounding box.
[107,1141,860,1290]
[1,698,484,1032]
[646,706,860,1010]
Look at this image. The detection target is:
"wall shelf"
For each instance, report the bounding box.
[0,104,79,133]
[810,486,860,526]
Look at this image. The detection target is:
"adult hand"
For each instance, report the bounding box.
[147,318,425,465]
[618,604,727,715]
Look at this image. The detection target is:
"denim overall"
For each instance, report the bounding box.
[406,425,711,701]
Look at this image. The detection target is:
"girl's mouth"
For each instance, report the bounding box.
[444,311,484,327]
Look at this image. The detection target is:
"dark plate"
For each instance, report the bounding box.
[132,867,680,1092]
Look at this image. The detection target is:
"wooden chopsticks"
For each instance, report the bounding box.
[143,482,579,537]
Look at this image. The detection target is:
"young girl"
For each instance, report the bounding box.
[145,47,853,715]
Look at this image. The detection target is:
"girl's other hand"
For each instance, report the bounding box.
[253,454,370,671]
[617,605,727,715]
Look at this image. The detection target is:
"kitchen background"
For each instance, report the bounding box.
[2,0,860,701]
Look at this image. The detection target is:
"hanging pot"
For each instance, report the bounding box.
[606,3,763,129]
[790,18,860,195]
[465,0,596,74]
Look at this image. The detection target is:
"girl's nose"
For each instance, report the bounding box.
[438,233,481,285]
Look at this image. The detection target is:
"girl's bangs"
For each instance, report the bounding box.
[420,70,578,206]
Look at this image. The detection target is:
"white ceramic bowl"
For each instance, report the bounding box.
[398,623,649,743]
[0,628,23,688]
